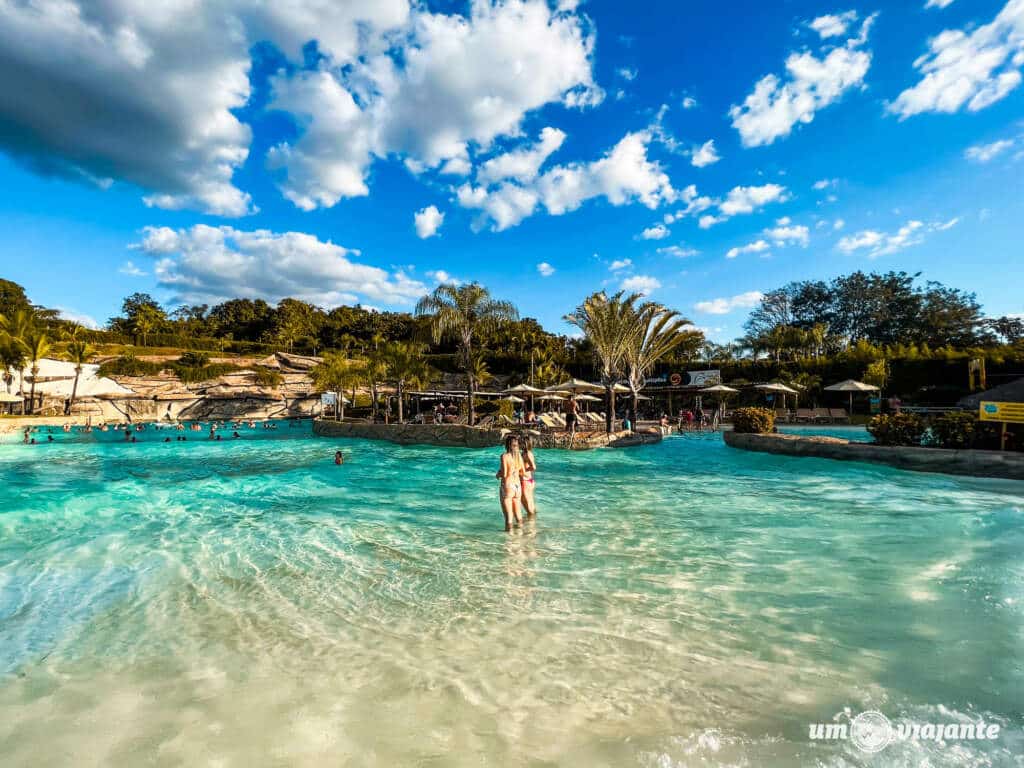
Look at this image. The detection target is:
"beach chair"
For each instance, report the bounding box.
[795,408,815,422]
[829,408,850,423]
[496,414,515,427]
[476,415,495,429]
[813,407,832,423]
[551,413,567,428]
[537,413,559,430]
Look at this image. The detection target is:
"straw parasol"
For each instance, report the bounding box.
[700,384,739,393]
[575,394,601,402]
[503,384,547,395]
[502,395,525,403]
[755,382,799,410]
[824,379,879,414]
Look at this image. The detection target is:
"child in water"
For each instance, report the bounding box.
[334,451,344,465]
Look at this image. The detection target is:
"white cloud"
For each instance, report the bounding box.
[719,183,790,216]
[617,67,638,81]
[890,1,1024,118]
[537,261,555,277]
[271,1,600,210]
[640,223,670,240]
[621,275,661,295]
[426,270,460,284]
[813,178,839,190]
[691,139,721,168]
[681,96,698,109]
[458,129,678,230]
[834,218,846,230]
[414,205,445,238]
[809,11,859,39]
[730,16,875,147]
[657,245,699,258]
[725,240,771,259]
[837,218,959,257]
[118,261,147,277]
[663,185,715,223]
[136,224,428,307]
[694,291,765,315]
[965,138,1016,162]
[0,0,417,216]
[477,127,566,185]
[609,258,632,271]
[763,219,810,246]
[925,0,957,9]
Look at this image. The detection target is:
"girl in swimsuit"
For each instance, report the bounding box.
[520,434,537,517]
[496,433,524,531]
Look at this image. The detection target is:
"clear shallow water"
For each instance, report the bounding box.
[777,425,874,442]
[1,431,1022,767]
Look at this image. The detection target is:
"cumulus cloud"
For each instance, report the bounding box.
[694,291,765,315]
[477,127,566,185]
[657,245,699,257]
[617,67,638,81]
[809,11,859,39]
[965,138,1016,162]
[891,1,1024,118]
[0,1,599,216]
[609,258,632,271]
[690,139,721,168]
[813,178,839,190]
[414,205,445,238]
[0,1,419,216]
[681,96,698,109]
[56,308,100,330]
[426,270,460,284]
[640,224,671,240]
[730,15,875,147]
[698,183,791,228]
[536,261,555,276]
[925,0,957,9]
[135,224,428,307]
[725,240,771,259]
[621,275,661,295]
[763,217,810,246]
[457,129,678,230]
[837,218,959,257]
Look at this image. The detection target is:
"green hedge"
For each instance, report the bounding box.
[867,413,926,446]
[732,407,775,434]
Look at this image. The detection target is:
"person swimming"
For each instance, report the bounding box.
[496,433,525,531]
[334,450,344,465]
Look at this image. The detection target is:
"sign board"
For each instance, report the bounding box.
[685,370,722,387]
[869,396,881,414]
[979,401,1024,424]
[320,392,338,407]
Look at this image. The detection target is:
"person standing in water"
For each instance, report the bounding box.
[496,433,525,531]
[520,434,537,517]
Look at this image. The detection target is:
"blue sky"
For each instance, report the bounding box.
[0,0,1022,341]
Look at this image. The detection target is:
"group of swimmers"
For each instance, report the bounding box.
[19,418,300,445]
[496,433,537,532]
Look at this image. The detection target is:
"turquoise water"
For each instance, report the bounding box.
[778,425,874,442]
[1,429,1022,766]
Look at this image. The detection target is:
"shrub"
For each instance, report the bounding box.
[176,351,211,368]
[253,367,283,387]
[170,362,239,383]
[732,407,775,434]
[96,354,165,378]
[925,412,977,449]
[867,413,925,446]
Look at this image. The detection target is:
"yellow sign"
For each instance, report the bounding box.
[979,401,1024,424]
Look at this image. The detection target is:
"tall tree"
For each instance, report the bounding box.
[415,283,518,425]
[20,329,50,414]
[623,300,694,426]
[564,291,641,434]
[380,342,434,423]
[310,353,365,420]
[65,339,93,415]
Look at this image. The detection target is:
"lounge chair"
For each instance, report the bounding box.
[795,408,815,422]
[829,408,850,423]
[551,413,567,428]
[476,415,495,429]
[813,407,832,423]
[537,413,560,430]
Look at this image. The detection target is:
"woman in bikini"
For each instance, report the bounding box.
[520,434,537,517]
[496,433,525,531]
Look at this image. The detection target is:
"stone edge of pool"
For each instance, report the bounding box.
[313,419,663,450]
[724,430,1024,481]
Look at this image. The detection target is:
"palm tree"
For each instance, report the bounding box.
[367,332,386,420]
[564,291,642,434]
[381,342,435,423]
[623,300,695,426]
[0,309,33,412]
[20,330,50,414]
[131,305,161,347]
[65,339,93,415]
[311,353,365,420]
[415,283,518,425]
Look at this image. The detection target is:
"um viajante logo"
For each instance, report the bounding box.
[809,710,1001,753]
